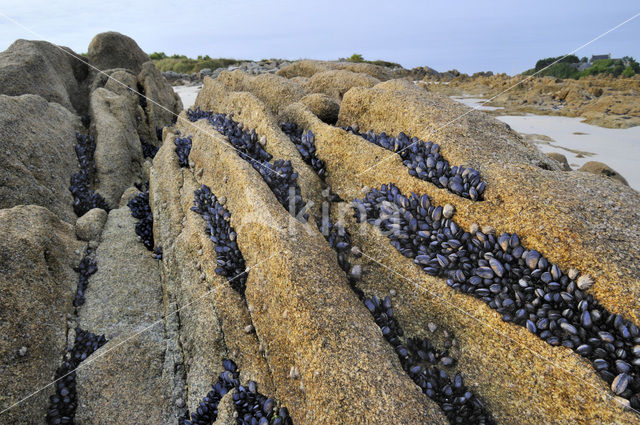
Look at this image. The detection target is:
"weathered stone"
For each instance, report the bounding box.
[213,389,236,425]
[0,39,88,113]
[162,115,447,424]
[90,87,143,207]
[150,131,275,412]
[546,152,572,170]
[137,61,183,137]
[75,206,177,423]
[274,80,640,423]
[195,77,324,215]
[579,160,628,185]
[119,186,141,208]
[304,69,380,101]
[216,70,306,116]
[300,93,341,124]
[277,59,394,81]
[87,31,150,74]
[0,94,82,223]
[0,206,82,424]
[75,207,108,241]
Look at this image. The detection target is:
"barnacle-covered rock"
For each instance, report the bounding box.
[300,92,340,124]
[304,69,380,102]
[152,114,448,424]
[276,59,394,81]
[216,70,307,116]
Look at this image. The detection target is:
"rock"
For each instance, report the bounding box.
[137,61,183,136]
[0,94,82,222]
[216,70,307,116]
[119,186,141,207]
[0,39,88,113]
[75,206,178,423]
[87,31,150,74]
[158,115,448,424]
[300,93,341,124]
[278,80,640,423]
[213,389,237,425]
[0,206,82,424]
[276,59,394,81]
[304,70,380,101]
[90,87,143,207]
[75,208,108,241]
[151,131,276,410]
[194,77,324,215]
[578,161,628,185]
[546,153,572,170]
[77,207,162,336]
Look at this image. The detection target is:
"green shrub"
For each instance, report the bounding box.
[347,53,364,63]
[149,51,167,60]
[622,66,636,77]
[534,54,579,72]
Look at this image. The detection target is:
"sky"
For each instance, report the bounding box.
[0,1,639,75]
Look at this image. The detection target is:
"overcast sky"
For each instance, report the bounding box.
[0,1,639,74]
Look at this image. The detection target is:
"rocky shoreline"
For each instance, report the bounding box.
[1,31,640,425]
[422,73,640,129]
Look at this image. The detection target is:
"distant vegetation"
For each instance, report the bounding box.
[522,54,639,79]
[149,52,244,74]
[344,53,402,68]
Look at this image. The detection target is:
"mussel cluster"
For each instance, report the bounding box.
[73,250,97,307]
[127,189,154,251]
[365,295,495,424]
[141,139,159,159]
[343,127,485,201]
[354,183,640,406]
[187,108,307,220]
[279,123,326,180]
[152,245,163,260]
[174,136,193,168]
[69,133,110,216]
[316,215,364,299]
[192,185,247,295]
[46,328,107,425]
[179,359,292,425]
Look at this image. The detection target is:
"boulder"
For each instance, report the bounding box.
[87,32,150,74]
[154,116,448,424]
[300,93,340,124]
[216,70,306,116]
[275,80,640,423]
[0,39,88,113]
[578,160,629,185]
[546,152,572,170]
[90,87,143,207]
[75,208,108,241]
[75,206,178,423]
[137,61,183,138]
[276,59,394,81]
[0,206,83,424]
[304,70,380,101]
[0,94,82,223]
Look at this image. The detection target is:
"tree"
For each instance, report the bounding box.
[347,53,364,63]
